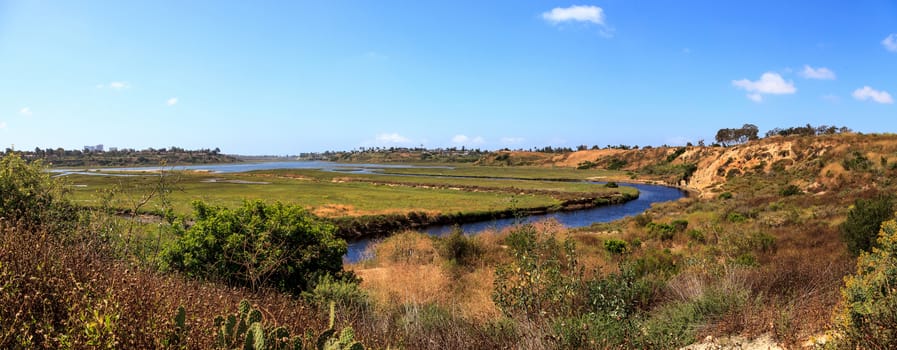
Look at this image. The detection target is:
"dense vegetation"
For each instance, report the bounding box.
[162,200,350,294]
[3,129,897,348]
[4,146,239,167]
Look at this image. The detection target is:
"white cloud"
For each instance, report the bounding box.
[732,72,796,102]
[852,86,894,104]
[19,107,32,116]
[375,133,411,144]
[500,137,524,145]
[0,122,6,129]
[883,34,897,52]
[451,134,485,145]
[542,5,605,25]
[800,65,836,80]
[166,97,178,106]
[97,81,130,89]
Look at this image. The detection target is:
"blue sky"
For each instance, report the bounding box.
[1,1,896,154]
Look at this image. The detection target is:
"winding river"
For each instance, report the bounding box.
[53,161,686,263]
[344,183,685,262]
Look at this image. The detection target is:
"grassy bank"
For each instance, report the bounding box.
[62,167,637,239]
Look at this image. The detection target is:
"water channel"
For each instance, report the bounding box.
[53,161,686,263]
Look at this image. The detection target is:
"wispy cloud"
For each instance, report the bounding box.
[19,107,32,116]
[542,5,605,25]
[375,133,411,144]
[500,137,524,145]
[883,34,897,52]
[0,122,7,129]
[542,5,612,36]
[451,134,485,145]
[800,65,836,80]
[97,81,130,90]
[166,97,179,106]
[852,86,893,104]
[732,72,796,102]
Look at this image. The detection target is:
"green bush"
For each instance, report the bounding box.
[162,200,349,294]
[842,151,872,171]
[647,221,687,241]
[835,219,897,348]
[577,160,597,170]
[437,227,482,268]
[687,229,705,243]
[604,181,619,188]
[304,275,369,310]
[718,192,733,200]
[603,239,628,255]
[727,212,747,223]
[779,184,802,196]
[605,158,628,170]
[634,213,652,227]
[493,224,584,320]
[0,153,76,231]
[840,195,894,256]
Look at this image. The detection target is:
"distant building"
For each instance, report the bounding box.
[84,144,104,152]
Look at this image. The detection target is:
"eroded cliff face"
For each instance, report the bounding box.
[501,133,897,198]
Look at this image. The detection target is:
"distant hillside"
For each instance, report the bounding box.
[8,147,240,167]
[477,132,897,198]
[301,147,490,163]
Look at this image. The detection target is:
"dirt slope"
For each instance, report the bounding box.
[487,133,897,198]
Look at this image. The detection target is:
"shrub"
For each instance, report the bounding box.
[162,200,349,294]
[779,184,802,196]
[605,158,628,170]
[835,219,897,348]
[687,229,705,243]
[647,221,687,241]
[0,153,76,231]
[671,219,689,232]
[666,147,687,163]
[493,224,584,320]
[634,213,652,227]
[437,227,482,268]
[604,181,618,188]
[603,239,628,255]
[303,275,370,310]
[718,192,733,200]
[576,161,596,170]
[727,212,747,223]
[842,151,872,171]
[840,195,894,256]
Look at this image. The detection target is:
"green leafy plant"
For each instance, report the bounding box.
[214,299,305,350]
[163,200,349,294]
[0,153,76,231]
[835,219,897,348]
[779,184,802,196]
[603,239,628,255]
[163,306,189,349]
[493,224,584,320]
[840,195,894,256]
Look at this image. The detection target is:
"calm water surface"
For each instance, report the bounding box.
[344,183,685,262]
[52,161,685,263]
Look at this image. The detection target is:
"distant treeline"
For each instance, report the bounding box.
[714,123,852,147]
[300,146,491,163]
[4,146,240,167]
